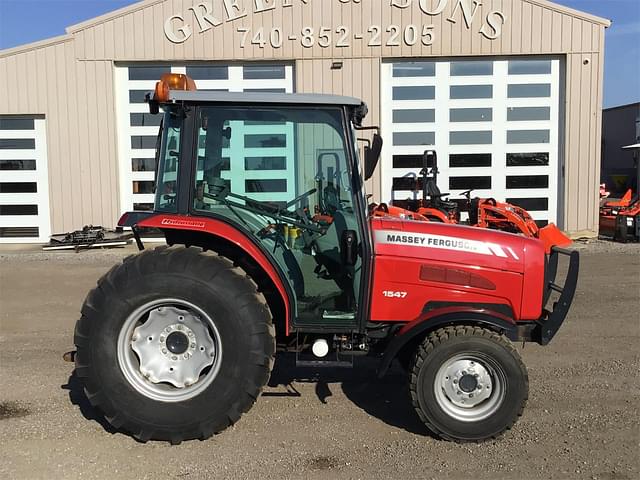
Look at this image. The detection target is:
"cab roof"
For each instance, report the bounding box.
[168,90,363,107]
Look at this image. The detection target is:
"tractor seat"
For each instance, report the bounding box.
[425,180,458,211]
[425,179,445,198]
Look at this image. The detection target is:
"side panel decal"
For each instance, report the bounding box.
[374,229,519,260]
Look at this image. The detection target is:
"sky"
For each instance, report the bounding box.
[0,0,638,107]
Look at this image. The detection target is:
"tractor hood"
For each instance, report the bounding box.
[371,217,541,274]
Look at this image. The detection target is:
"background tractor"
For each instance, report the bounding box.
[599,138,640,242]
[599,189,639,242]
[70,74,579,444]
[389,150,572,253]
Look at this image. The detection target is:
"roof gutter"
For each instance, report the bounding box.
[525,0,611,27]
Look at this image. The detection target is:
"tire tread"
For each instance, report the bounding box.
[408,325,529,443]
[74,246,276,443]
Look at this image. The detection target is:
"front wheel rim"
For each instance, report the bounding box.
[433,353,507,422]
[117,298,223,403]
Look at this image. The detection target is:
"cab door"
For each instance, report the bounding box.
[190,104,366,330]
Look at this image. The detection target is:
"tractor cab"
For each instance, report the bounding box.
[148,74,381,331]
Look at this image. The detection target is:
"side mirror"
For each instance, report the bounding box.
[364,133,383,181]
[146,93,159,115]
[148,101,159,115]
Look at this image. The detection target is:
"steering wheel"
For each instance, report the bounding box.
[461,189,474,200]
[285,188,317,209]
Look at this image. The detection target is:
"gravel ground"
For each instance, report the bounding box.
[0,241,638,480]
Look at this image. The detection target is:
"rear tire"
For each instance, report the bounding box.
[409,326,528,442]
[73,246,275,443]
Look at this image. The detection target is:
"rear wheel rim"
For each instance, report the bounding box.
[117,298,223,403]
[433,353,506,422]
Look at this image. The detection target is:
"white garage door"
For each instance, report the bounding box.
[381,58,561,225]
[115,63,294,214]
[0,116,51,243]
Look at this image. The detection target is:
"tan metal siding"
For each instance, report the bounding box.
[62,0,605,61]
[0,39,120,233]
[562,49,604,235]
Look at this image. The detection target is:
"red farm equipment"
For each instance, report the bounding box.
[599,189,639,242]
[68,74,579,444]
[388,150,572,253]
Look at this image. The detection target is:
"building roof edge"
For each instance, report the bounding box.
[603,102,640,112]
[66,0,164,33]
[0,34,73,58]
[525,0,611,27]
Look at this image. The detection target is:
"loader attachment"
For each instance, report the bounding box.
[538,223,572,253]
[535,246,580,345]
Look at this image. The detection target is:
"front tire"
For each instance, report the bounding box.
[73,246,275,443]
[409,326,528,442]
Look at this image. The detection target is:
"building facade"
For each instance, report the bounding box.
[0,0,609,242]
[601,103,639,195]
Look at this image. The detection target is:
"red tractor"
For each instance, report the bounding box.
[599,189,639,242]
[388,150,572,253]
[70,74,579,444]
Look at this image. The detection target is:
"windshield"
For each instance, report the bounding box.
[154,111,182,213]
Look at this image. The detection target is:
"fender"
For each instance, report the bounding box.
[377,307,535,378]
[118,212,292,333]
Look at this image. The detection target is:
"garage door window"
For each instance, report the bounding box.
[115,63,294,214]
[382,58,561,224]
[0,115,50,242]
